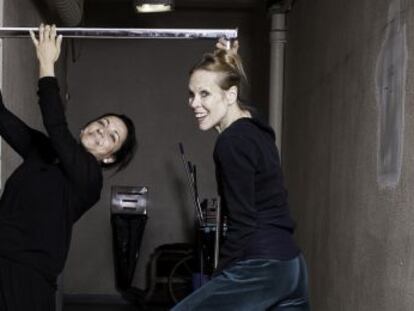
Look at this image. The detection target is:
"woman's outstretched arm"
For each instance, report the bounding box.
[30,24,102,205]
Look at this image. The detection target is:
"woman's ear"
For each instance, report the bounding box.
[225,86,238,105]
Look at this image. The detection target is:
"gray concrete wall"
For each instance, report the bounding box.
[2,0,66,183]
[2,0,44,181]
[63,8,267,295]
[283,0,414,310]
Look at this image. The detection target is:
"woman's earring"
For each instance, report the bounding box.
[103,157,114,164]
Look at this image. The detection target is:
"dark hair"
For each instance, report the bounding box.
[83,113,137,173]
[190,48,254,113]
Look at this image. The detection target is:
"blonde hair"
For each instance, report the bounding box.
[190,49,248,103]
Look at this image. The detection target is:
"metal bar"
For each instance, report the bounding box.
[214,197,221,269]
[178,143,205,226]
[0,27,238,40]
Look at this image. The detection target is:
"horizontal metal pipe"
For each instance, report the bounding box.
[0,27,238,39]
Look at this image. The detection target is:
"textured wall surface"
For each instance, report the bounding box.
[284,0,414,310]
[62,8,268,295]
[2,0,44,181]
[2,0,66,182]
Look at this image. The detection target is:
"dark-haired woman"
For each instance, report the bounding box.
[171,40,310,310]
[0,24,137,311]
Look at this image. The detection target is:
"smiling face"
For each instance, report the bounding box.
[80,115,128,163]
[189,69,238,132]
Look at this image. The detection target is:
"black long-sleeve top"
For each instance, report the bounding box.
[214,117,300,272]
[0,77,103,285]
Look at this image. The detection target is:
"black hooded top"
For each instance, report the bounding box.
[0,77,103,285]
[213,117,300,272]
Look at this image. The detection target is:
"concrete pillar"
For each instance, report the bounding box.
[268,12,287,156]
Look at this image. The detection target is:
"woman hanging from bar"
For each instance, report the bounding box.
[0,24,137,311]
[171,40,310,310]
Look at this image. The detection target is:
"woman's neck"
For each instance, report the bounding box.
[216,106,251,133]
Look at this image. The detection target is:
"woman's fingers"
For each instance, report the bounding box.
[50,25,57,41]
[36,23,61,45]
[44,24,51,41]
[39,23,44,42]
[216,38,228,50]
[218,37,228,47]
[232,40,239,53]
[216,38,239,54]
[56,35,63,58]
[29,30,38,46]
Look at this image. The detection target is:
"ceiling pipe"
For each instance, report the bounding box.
[267,0,295,157]
[267,0,295,13]
[42,0,84,26]
[268,12,286,155]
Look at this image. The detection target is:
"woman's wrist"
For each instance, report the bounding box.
[39,63,55,78]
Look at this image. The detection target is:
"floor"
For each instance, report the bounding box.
[63,278,179,311]
[64,303,169,311]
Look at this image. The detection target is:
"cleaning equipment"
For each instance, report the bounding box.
[111,185,149,306]
[176,143,224,293]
